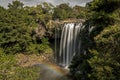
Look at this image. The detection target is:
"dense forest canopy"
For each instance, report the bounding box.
[0,0,87,54]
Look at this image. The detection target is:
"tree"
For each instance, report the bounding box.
[86,0,120,35]
[0,1,37,54]
[0,9,31,53]
[53,3,73,20]
[70,0,120,80]
[8,0,24,9]
[26,3,54,26]
[0,1,54,54]
[88,24,120,80]
[72,5,87,19]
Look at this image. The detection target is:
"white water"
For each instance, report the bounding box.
[58,23,83,67]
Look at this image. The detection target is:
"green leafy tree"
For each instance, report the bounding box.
[27,2,53,26]
[70,0,120,80]
[8,0,24,9]
[72,5,87,19]
[0,1,54,54]
[88,25,120,80]
[0,10,31,53]
[0,1,38,54]
[53,3,73,20]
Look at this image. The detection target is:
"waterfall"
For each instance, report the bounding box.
[57,23,83,67]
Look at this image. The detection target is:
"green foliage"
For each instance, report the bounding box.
[0,1,54,54]
[53,3,74,20]
[87,0,120,13]
[95,25,120,53]
[0,7,33,54]
[86,2,120,79]
[70,0,120,80]
[53,3,87,20]
[0,6,5,11]
[88,50,119,80]
[91,25,120,80]
[8,0,24,9]
[69,53,91,80]
[27,37,53,54]
[27,2,53,26]
[72,5,88,19]
[38,37,53,54]
[86,0,120,37]
[0,48,40,80]
[12,66,40,80]
[0,48,16,79]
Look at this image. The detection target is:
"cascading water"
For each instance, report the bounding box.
[57,23,83,67]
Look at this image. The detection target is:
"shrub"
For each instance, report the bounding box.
[0,48,40,80]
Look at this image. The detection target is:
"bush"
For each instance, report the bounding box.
[27,37,53,54]
[0,48,16,79]
[0,49,40,80]
[39,37,53,53]
[11,66,40,80]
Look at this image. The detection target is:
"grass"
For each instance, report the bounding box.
[0,49,40,80]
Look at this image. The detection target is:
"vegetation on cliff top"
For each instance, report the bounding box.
[0,0,86,54]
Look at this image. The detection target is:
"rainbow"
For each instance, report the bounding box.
[38,62,70,80]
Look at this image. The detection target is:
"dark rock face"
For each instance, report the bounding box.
[33,19,85,40]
